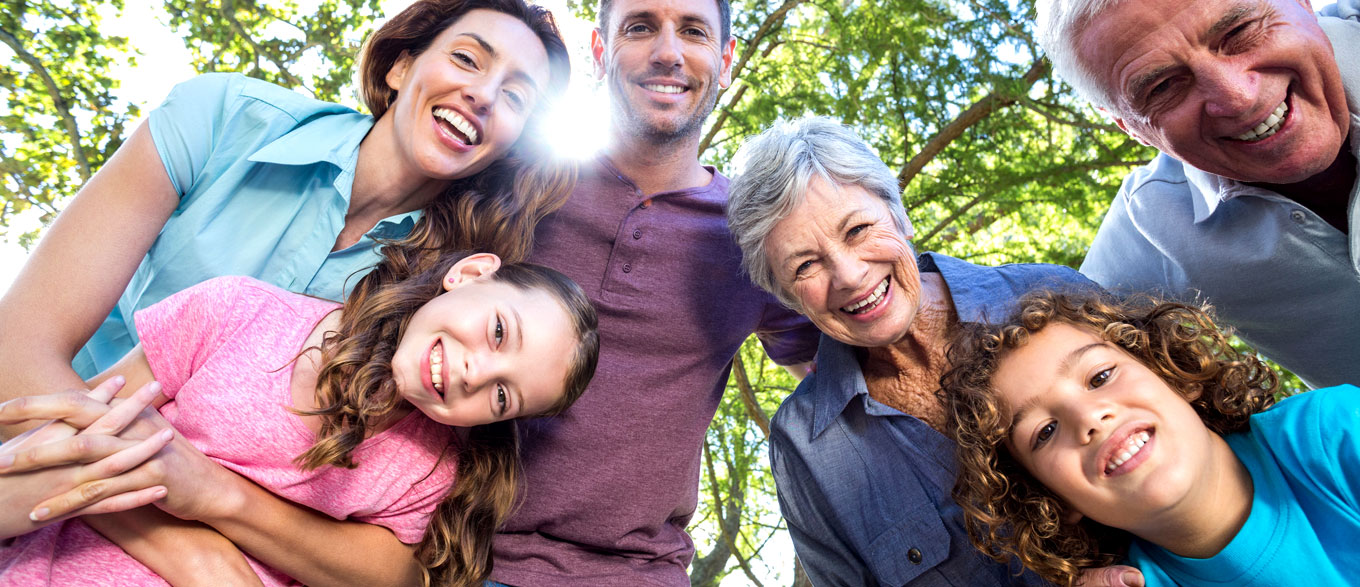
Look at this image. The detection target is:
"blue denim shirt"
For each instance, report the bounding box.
[73,74,419,377]
[1080,3,1360,389]
[771,253,1092,586]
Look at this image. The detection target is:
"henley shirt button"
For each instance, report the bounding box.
[633,229,642,239]
[641,199,652,209]
[1290,209,1307,223]
[907,548,923,564]
[622,263,632,273]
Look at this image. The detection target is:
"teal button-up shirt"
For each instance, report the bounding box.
[74,73,419,377]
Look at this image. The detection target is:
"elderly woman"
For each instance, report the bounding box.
[727,118,1135,587]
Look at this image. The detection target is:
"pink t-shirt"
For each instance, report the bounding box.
[0,276,457,586]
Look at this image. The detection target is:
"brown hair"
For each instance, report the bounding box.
[358,0,577,266]
[939,290,1276,586]
[295,249,599,586]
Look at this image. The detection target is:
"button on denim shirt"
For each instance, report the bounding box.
[73,74,418,377]
[771,253,1093,586]
[1080,3,1360,389]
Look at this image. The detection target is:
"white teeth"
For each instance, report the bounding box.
[433,107,479,145]
[1105,431,1151,472]
[841,278,889,314]
[1234,100,1288,142]
[430,342,444,393]
[644,84,685,94]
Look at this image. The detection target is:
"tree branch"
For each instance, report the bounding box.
[897,59,1048,190]
[699,0,805,154]
[218,0,308,91]
[730,353,771,438]
[0,27,91,181]
[1019,97,1121,133]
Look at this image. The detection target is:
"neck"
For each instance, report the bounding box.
[861,273,957,431]
[1134,433,1253,559]
[603,130,712,196]
[1252,130,1357,220]
[350,116,448,224]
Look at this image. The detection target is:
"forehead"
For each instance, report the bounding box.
[604,0,722,27]
[764,179,883,255]
[437,9,550,80]
[995,323,1102,402]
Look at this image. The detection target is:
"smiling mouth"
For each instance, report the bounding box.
[430,340,446,395]
[1232,98,1289,142]
[841,277,890,315]
[433,107,480,145]
[1105,430,1151,474]
[643,83,687,94]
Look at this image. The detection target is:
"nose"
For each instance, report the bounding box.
[649,26,684,70]
[827,251,870,293]
[462,78,497,116]
[463,351,492,392]
[1071,399,1116,446]
[1199,62,1258,119]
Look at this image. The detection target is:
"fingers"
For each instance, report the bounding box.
[28,430,176,521]
[0,391,112,428]
[1077,565,1144,587]
[0,428,173,474]
[82,381,162,437]
[86,376,127,404]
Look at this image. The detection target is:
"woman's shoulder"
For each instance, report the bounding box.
[161,73,356,126]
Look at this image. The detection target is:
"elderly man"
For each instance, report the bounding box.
[493,1,820,585]
[1043,0,1360,387]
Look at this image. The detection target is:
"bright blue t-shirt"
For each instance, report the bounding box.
[1128,385,1360,586]
[74,73,420,377]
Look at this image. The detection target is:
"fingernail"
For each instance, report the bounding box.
[1122,570,1143,587]
[159,429,174,442]
[0,454,13,469]
[29,507,49,522]
[112,375,125,386]
[153,486,168,499]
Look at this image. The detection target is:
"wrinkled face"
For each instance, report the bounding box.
[392,261,576,427]
[764,176,921,348]
[1081,0,1348,184]
[995,323,1220,534]
[384,9,551,181]
[591,0,735,141]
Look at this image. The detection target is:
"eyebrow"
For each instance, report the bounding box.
[1127,65,1174,102]
[1204,4,1255,43]
[617,9,716,32]
[455,32,541,94]
[1006,341,1108,443]
[779,208,871,268]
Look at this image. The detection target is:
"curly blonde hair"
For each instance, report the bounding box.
[939,290,1277,586]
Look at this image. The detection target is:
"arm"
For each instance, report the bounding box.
[88,348,423,586]
[0,120,178,439]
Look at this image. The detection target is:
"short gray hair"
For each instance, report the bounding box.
[727,117,909,309]
[1036,0,1131,109]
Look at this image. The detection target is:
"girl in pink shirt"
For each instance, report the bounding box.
[0,249,598,587]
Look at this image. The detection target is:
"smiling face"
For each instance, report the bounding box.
[994,322,1226,534]
[591,0,735,142]
[763,176,922,348]
[381,9,551,181]
[391,255,576,427]
[1080,0,1348,184]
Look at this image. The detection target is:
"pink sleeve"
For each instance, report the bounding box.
[352,440,459,544]
[133,276,252,399]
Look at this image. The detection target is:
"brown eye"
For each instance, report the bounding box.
[496,385,508,415]
[1090,368,1112,388]
[1035,422,1057,448]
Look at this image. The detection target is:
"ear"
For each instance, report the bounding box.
[386,51,414,92]
[442,253,503,291]
[902,216,916,241]
[717,37,737,89]
[591,28,608,81]
[1107,111,1152,147]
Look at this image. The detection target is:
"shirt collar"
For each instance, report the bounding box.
[248,111,373,170]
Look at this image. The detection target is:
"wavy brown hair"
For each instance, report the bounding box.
[294,249,599,586]
[358,0,576,266]
[939,290,1277,586]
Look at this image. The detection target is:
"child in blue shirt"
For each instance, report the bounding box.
[939,291,1360,586]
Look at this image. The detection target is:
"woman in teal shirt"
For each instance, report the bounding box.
[0,0,571,583]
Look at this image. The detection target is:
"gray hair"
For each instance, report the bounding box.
[1036,0,1131,110]
[727,116,909,309]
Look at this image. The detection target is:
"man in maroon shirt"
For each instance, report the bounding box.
[492,1,821,585]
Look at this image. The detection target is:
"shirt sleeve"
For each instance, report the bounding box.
[132,276,251,399]
[1079,178,1189,297]
[754,295,820,366]
[147,73,247,197]
[1266,385,1360,513]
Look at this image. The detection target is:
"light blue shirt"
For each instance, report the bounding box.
[1080,3,1360,389]
[73,73,419,377]
[1128,385,1360,586]
[771,253,1092,587]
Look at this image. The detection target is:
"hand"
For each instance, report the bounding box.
[1077,565,1144,587]
[0,379,174,538]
